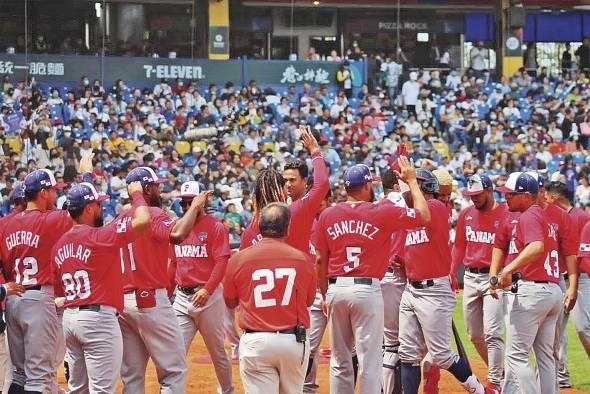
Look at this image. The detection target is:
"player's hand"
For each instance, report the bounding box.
[321,300,329,317]
[450,275,459,293]
[564,287,577,313]
[300,125,319,155]
[127,181,143,196]
[79,153,95,174]
[395,156,416,183]
[192,288,210,308]
[489,287,499,300]
[3,282,25,297]
[54,297,66,308]
[497,270,513,289]
[190,191,213,213]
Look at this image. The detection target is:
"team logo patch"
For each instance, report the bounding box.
[494,220,500,228]
[580,243,590,252]
[406,208,416,218]
[198,232,208,242]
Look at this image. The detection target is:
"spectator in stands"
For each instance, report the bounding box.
[470,41,488,77]
[336,61,354,99]
[401,72,420,115]
[576,37,590,72]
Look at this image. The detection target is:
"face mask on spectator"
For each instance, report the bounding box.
[83,79,89,86]
[52,92,59,98]
[490,113,497,120]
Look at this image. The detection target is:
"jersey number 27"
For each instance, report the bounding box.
[252,268,296,308]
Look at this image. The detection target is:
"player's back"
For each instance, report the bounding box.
[1,209,72,286]
[544,202,577,271]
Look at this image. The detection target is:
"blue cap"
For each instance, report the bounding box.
[463,174,494,196]
[526,171,545,188]
[497,172,539,194]
[24,169,66,193]
[342,164,379,188]
[66,182,109,209]
[12,181,25,200]
[126,167,164,187]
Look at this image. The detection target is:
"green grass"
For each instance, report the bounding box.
[453,294,590,392]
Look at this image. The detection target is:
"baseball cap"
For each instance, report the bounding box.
[342,164,379,188]
[463,174,494,196]
[179,181,205,198]
[126,167,164,187]
[525,171,545,188]
[12,181,25,201]
[24,169,66,193]
[66,182,109,209]
[496,172,539,194]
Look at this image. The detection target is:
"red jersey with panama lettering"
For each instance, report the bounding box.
[118,206,176,292]
[0,209,73,286]
[578,220,590,275]
[224,238,316,331]
[543,203,578,273]
[169,215,231,294]
[51,216,136,313]
[505,205,560,283]
[312,200,422,279]
[493,210,521,267]
[403,199,451,280]
[240,151,330,254]
[452,203,507,269]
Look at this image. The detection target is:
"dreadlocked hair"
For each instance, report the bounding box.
[252,168,286,226]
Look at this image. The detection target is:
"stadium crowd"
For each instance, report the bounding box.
[2,65,590,242]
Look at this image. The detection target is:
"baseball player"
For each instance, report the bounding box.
[449,174,506,394]
[314,159,431,394]
[304,189,333,394]
[51,180,151,393]
[169,181,234,394]
[0,163,91,393]
[240,126,329,253]
[577,219,590,358]
[224,203,316,393]
[490,172,563,394]
[117,166,210,394]
[379,169,410,394]
[398,168,484,394]
[432,169,453,207]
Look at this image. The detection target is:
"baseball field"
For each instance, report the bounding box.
[55,295,590,393]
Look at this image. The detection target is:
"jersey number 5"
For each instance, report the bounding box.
[344,246,361,273]
[252,268,296,308]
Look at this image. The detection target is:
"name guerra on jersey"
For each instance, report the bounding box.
[4,231,40,251]
[54,243,92,266]
[174,244,209,258]
[465,226,495,244]
[326,220,380,241]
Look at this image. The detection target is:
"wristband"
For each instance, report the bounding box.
[311,151,323,159]
[131,191,148,207]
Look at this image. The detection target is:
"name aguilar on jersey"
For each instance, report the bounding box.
[4,231,40,251]
[54,244,92,266]
[465,226,495,244]
[326,220,380,241]
[174,244,209,258]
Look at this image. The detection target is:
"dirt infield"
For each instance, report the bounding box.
[56,334,588,393]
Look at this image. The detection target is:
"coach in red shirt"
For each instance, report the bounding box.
[224,203,316,394]
[170,181,234,394]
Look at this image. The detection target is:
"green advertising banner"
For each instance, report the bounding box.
[0,54,365,88]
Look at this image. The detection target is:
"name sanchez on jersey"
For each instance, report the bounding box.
[5,231,40,251]
[465,226,495,244]
[326,220,379,241]
[175,244,209,258]
[54,243,92,266]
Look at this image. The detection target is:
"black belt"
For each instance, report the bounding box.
[409,279,435,289]
[177,285,203,295]
[466,267,490,274]
[533,280,549,284]
[26,285,42,291]
[79,304,101,312]
[328,277,373,285]
[387,267,394,273]
[244,328,296,334]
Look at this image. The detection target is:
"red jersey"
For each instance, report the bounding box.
[493,211,521,267]
[51,217,136,313]
[224,238,316,330]
[313,200,422,279]
[403,199,451,280]
[569,207,590,234]
[0,210,73,287]
[240,152,329,254]
[452,203,507,269]
[170,215,231,294]
[118,206,175,292]
[543,203,578,272]
[507,205,560,283]
[578,221,590,275]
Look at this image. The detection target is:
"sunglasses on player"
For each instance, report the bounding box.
[179,199,193,207]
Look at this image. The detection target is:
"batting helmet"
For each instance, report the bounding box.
[416,168,439,195]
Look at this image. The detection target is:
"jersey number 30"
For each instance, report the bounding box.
[62,270,91,301]
[252,268,296,308]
